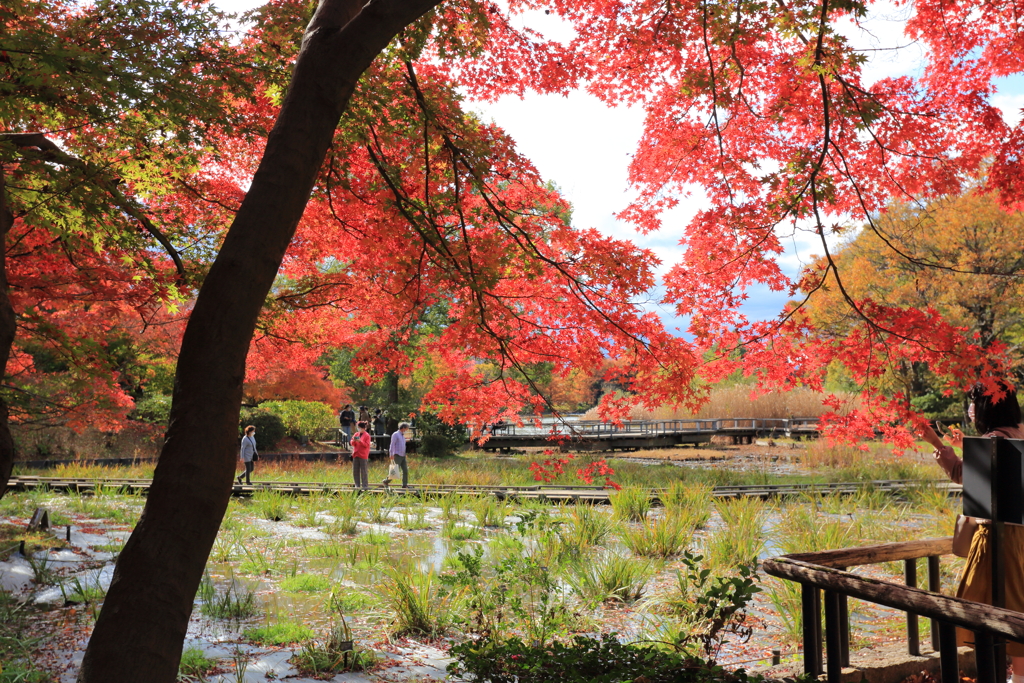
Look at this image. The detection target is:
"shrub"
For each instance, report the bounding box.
[448,633,769,683]
[131,393,172,427]
[239,407,287,449]
[417,413,467,457]
[261,400,336,442]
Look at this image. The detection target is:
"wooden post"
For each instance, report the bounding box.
[928,555,941,652]
[938,622,958,683]
[906,558,920,656]
[801,583,822,677]
[825,590,843,683]
[973,630,997,683]
[839,592,850,666]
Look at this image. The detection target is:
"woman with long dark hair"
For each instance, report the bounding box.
[920,380,1024,679]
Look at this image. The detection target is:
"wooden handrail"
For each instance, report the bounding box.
[783,537,952,568]
[763,549,1024,643]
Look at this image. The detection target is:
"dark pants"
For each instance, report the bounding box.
[237,460,254,485]
[392,455,408,487]
[352,457,368,489]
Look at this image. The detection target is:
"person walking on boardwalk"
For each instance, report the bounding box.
[237,425,257,485]
[339,403,355,439]
[373,408,387,437]
[387,422,411,488]
[350,421,371,490]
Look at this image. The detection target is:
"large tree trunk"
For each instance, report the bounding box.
[77,1,441,680]
[0,167,17,498]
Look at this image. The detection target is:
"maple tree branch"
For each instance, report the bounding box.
[0,133,186,279]
[176,178,242,213]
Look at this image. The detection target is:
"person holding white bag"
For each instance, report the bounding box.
[386,422,411,488]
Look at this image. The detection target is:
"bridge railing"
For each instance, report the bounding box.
[762,538,1024,683]
[319,416,823,442]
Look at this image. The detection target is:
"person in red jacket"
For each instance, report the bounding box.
[350,421,371,490]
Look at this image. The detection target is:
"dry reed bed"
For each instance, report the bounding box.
[582,386,859,421]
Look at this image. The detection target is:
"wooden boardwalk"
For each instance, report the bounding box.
[5,475,955,504]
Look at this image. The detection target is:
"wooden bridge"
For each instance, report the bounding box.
[476,417,822,452]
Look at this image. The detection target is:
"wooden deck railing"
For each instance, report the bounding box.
[762,538,1024,683]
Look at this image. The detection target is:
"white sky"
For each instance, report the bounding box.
[215,0,1024,332]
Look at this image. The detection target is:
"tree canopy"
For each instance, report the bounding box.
[5,0,1024,678]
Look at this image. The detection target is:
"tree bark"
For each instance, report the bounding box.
[0,166,18,499]
[386,371,400,432]
[77,0,442,680]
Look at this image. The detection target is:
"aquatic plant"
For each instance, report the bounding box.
[705,497,768,570]
[379,566,465,637]
[470,495,507,528]
[245,620,315,645]
[279,573,331,593]
[200,575,258,620]
[565,552,659,603]
[178,646,217,682]
[620,511,694,558]
[250,490,292,522]
[661,482,714,528]
[360,494,396,525]
[609,486,652,522]
[556,503,614,554]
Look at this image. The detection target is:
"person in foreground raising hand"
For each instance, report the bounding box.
[918,380,1024,681]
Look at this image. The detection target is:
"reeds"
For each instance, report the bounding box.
[660,482,713,528]
[296,491,331,527]
[609,486,652,522]
[360,494,396,525]
[379,567,464,637]
[250,490,292,522]
[619,511,695,558]
[556,503,615,554]
[199,575,258,620]
[582,385,856,421]
[327,491,361,535]
[443,522,479,541]
[438,493,470,521]
[565,553,660,603]
[470,495,507,528]
[398,505,431,531]
[704,497,768,569]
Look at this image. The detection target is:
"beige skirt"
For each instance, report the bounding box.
[955,523,1024,657]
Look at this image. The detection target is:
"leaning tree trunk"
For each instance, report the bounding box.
[0,167,18,499]
[77,0,441,679]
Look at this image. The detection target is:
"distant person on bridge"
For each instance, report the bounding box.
[350,421,371,490]
[236,425,257,486]
[386,422,411,488]
[919,380,1024,678]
